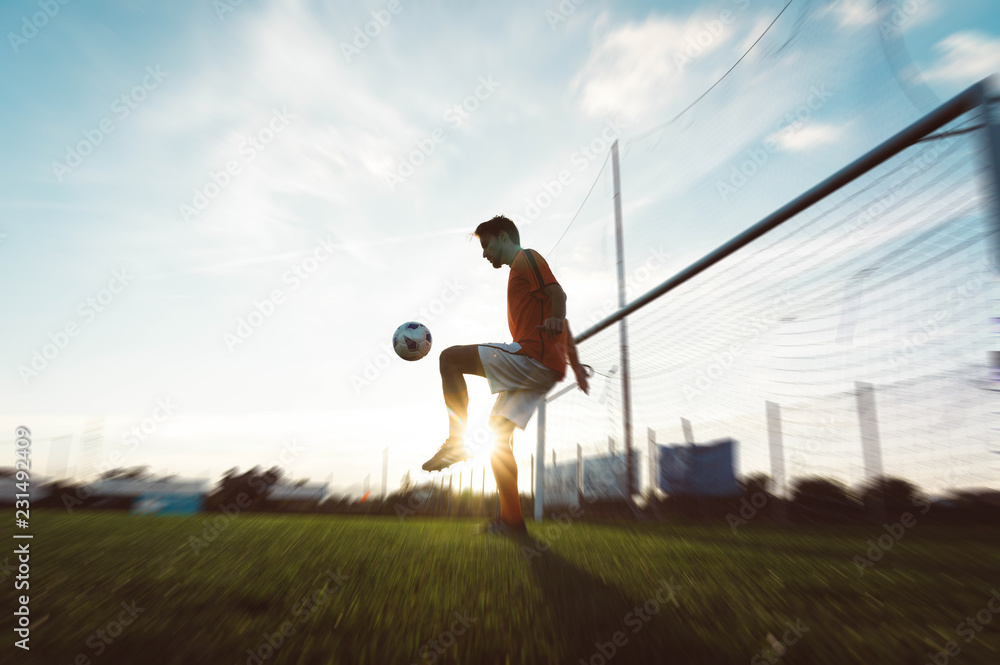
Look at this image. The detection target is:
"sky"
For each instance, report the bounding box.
[2,0,999,498]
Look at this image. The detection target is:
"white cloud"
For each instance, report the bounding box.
[768,122,844,152]
[923,31,1000,84]
[571,13,738,123]
[823,0,877,28]
[878,0,939,35]
[820,0,941,35]
[131,0,423,252]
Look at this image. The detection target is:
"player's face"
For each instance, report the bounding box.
[481,235,502,269]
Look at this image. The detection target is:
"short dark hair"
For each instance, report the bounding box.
[474,215,519,245]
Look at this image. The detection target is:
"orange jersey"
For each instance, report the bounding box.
[507,249,567,381]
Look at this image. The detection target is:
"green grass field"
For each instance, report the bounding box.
[2,510,999,664]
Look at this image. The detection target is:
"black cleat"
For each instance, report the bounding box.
[422,440,471,472]
[476,519,529,537]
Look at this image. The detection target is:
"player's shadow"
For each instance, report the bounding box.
[522,543,708,663]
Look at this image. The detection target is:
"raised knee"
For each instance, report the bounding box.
[439,345,463,373]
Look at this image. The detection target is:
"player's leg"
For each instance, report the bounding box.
[439,344,485,443]
[423,345,485,472]
[489,416,525,529]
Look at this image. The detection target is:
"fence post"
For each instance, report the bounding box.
[648,428,662,519]
[647,428,657,497]
[382,446,388,500]
[530,454,534,505]
[681,418,694,444]
[766,401,787,523]
[856,381,886,522]
[534,400,546,523]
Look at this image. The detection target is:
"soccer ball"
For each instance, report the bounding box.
[392,321,432,361]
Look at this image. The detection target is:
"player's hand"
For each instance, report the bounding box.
[572,362,591,395]
[536,317,565,338]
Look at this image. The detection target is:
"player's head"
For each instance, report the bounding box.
[474,215,520,269]
[474,215,520,245]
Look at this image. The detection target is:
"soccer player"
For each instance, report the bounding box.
[422,215,590,534]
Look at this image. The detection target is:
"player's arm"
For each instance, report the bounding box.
[535,282,589,394]
[538,283,566,337]
[564,321,590,395]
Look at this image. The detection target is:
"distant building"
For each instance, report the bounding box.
[658,438,741,497]
[89,477,209,514]
[266,481,328,511]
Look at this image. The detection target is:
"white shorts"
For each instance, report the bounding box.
[478,342,560,430]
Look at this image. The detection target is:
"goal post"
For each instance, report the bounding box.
[534,77,999,521]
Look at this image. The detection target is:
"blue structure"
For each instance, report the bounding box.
[132,492,203,515]
[658,438,741,497]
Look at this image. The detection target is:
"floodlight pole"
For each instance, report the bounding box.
[611,140,636,499]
